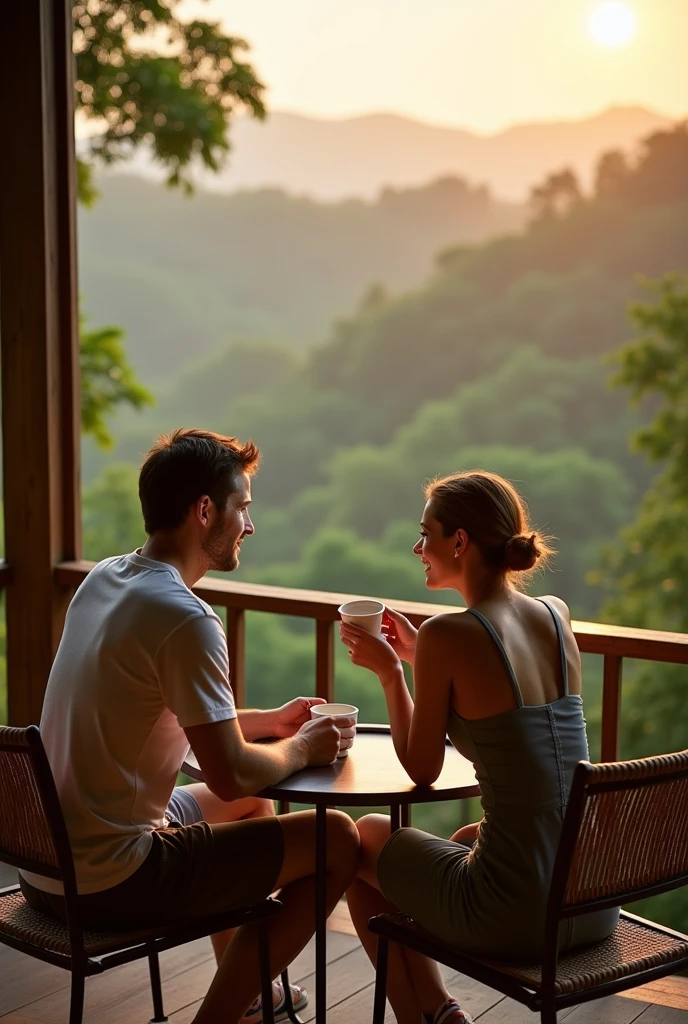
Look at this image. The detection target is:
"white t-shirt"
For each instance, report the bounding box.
[21,552,236,896]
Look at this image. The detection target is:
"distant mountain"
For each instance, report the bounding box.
[79,174,525,380]
[114,105,674,202]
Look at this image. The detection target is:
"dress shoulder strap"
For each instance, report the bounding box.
[536,598,569,696]
[464,608,524,708]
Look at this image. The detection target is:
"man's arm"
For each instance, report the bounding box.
[236,708,277,741]
[237,697,326,741]
[184,715,340,801]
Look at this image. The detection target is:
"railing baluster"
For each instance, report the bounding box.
[227,608,246,708]
[601,654,623,763]
[315,620,335,703]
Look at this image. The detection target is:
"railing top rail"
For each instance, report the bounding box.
[55,560,688,665]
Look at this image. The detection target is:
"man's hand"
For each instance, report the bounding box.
[272,696,327,738]
[297,715,343,766]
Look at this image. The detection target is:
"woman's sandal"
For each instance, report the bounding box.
[429,998,474,1024]
[241,979,308,1022]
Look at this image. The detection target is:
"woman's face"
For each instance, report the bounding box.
[412,500,460,589]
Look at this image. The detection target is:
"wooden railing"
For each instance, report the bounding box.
[55,561,688,764]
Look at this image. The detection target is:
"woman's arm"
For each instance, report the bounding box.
[401,617,454,785]
[341,616,455,785]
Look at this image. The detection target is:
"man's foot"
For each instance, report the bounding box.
[431,998,473,1024]
[241,980,308,1022]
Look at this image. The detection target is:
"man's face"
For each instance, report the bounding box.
[202,471,254,573]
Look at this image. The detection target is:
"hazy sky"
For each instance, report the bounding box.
[178,0,687,131]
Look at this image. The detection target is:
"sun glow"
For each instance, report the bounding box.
[588,1,637,47]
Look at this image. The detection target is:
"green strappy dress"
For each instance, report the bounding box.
[377,598,619,960]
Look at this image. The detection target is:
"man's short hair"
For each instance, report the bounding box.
[139,428,260,534]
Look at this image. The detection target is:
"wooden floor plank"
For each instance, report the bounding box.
[0,949,69,1017]
[621,978,688,1011]
[563,995,651,1022]
[634,1008,688,1023]
[2,925,687,1024]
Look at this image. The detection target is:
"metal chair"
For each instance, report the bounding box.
[0,724,283,1024]
[369,749,688,1023]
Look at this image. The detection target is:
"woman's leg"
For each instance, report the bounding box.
[450,821,480,847]
[192,808,360,1024]
[347,814,454,1024]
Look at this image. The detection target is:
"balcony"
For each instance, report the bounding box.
[0,4,686,1021]
[2,566,687,1022]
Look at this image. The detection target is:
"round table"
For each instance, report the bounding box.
[182,725,480,1024]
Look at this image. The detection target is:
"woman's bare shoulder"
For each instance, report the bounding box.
[419,609,481,642]
[537,594,572,623]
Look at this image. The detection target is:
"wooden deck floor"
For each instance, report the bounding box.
[1,869,687,1024]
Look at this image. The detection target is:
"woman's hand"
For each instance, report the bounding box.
[382,608,418,666]
[340,622,403,682]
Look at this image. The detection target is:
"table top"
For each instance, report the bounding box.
[182,724,480,806]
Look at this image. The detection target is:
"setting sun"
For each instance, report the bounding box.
[588,1,637,47]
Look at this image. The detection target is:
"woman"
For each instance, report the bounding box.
[340,471,618,1024]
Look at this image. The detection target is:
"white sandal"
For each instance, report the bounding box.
[241,979,308,1022]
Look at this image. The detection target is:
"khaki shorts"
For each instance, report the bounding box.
[20,793,284,931]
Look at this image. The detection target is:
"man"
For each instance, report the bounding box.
[19,428,359,1024]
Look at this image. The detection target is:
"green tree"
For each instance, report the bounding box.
[528,168,582,223]
[74,0,266,199]
[80,315,154,448]
[594,275,688,933]
[82,463,144,560]
[596,276,688,767]
[73,1,267,446]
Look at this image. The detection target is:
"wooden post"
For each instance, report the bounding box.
[0,0,81,725]
[315,620,335,703]
[601,655,623,763]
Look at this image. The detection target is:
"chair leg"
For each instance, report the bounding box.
[258,918,276,1024]
[279,967,304,1024]
[68,968,85,1024]
[372,936,389,1024]
[540,1004,558,1023]
[147,951,169,1023]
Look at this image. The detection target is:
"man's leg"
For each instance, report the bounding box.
[183,783,275,963]
[192,808,360,1024]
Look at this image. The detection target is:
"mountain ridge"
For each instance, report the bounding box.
[107,104,676,202]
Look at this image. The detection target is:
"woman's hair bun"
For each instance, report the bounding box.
[504,533,540,572]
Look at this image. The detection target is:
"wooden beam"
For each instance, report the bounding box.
[0,1,80,725]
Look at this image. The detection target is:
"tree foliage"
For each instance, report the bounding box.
[529,167,582,223]
[74,1,267,445]
[80,314,154,449]
[74,0,266,196]
[595,276,688,761]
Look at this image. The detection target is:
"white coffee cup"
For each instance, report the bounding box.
[338,599,385,639]
[310,702,359,758]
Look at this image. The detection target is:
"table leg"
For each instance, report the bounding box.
[315,803,327,1024]
[390,803,401,833]
[401,804,411,828]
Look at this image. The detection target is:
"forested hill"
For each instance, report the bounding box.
[304,124,688,443]
[159,105,671,202]
[78,173,525,379]
[92,123,688,489]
